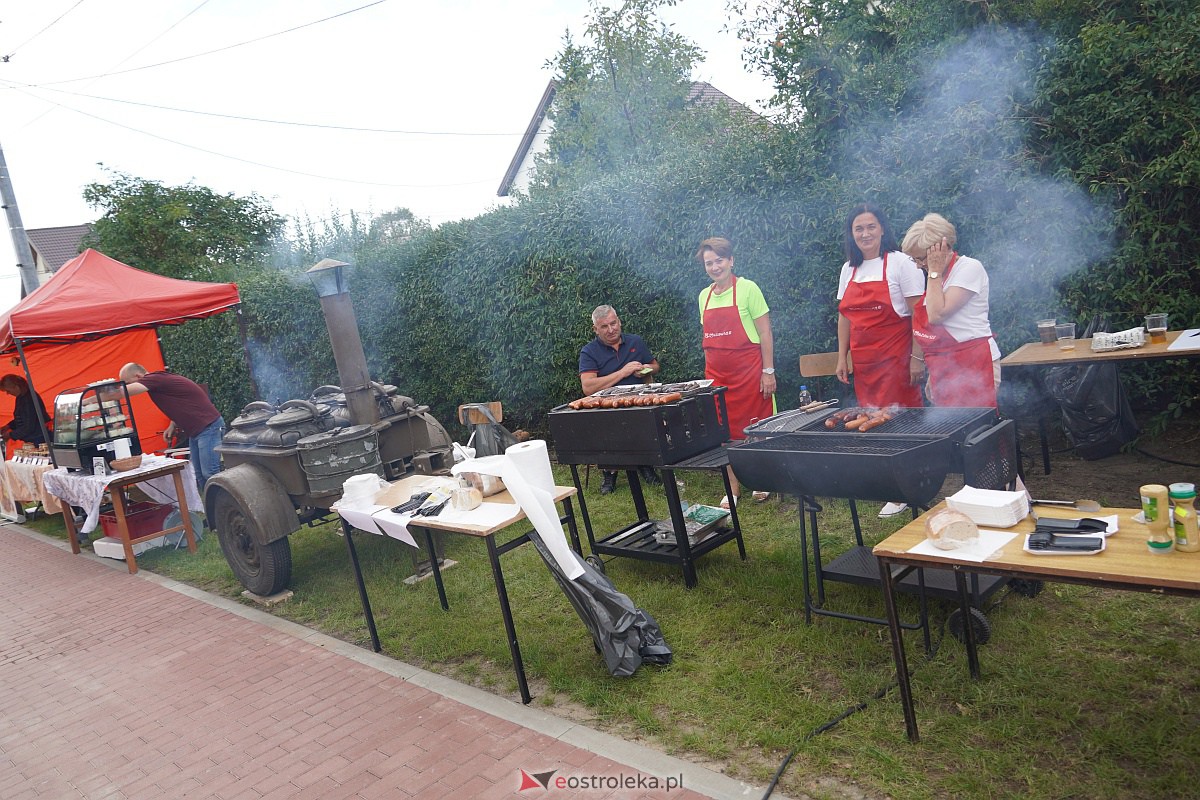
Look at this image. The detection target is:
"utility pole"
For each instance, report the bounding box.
[0,138,41,296]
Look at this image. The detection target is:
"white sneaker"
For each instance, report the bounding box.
[878,502,909,518]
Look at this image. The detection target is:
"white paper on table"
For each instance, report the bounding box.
[1167,330,1200,351]
[436,502,521,527]
[335,504,387,536]
[452,440,584,580]
[905,529,1018,562]
[371,509,419,547]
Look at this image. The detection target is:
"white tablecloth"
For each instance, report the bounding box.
[41,455,203,534]
[1,457,63,514]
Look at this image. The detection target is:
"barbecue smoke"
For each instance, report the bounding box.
[853,26,1111,288]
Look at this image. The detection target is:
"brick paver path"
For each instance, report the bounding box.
[0,527,759,799]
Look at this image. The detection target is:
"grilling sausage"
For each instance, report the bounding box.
[844,414,869,430]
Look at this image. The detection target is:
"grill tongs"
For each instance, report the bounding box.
[1027,531,1104,552]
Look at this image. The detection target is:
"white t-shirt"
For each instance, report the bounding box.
[837,251,925,317]
[933,254,1001,360]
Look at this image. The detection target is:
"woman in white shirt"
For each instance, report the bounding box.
[902,213,1000,407]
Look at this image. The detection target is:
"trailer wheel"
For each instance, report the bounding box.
[948,606,992,646]
[213,491,292,596]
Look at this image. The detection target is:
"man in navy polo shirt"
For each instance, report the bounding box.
[579,305,661,495]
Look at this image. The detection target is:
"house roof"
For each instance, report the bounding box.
[26,224,93,272]
[497,80,762,197]
[497,80,559,197]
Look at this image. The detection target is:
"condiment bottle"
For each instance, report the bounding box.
[1141,483,1174,553]
[1169,482,1200,552]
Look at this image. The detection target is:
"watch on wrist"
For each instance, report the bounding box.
[928,271,940,279]
[762,368,775,375]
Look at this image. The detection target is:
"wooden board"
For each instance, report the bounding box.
[457,402,503,426]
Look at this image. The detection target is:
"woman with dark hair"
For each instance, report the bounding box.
[835,202,924,409]
[0,374,50,450]
[696,236,776,508]
[834,203,925,518]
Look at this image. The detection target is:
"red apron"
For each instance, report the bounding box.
[838,253,923,408]
[703,277,774,440]
[911,254,997,408]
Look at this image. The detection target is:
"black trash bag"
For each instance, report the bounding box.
[1042,315,1139,460]
[463,403,519,457]
[528,532,672,677]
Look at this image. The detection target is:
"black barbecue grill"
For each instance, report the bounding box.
[549,385,730,468]
[731,406,998,506]
[728,407,1019,643]
[549,386,745,587]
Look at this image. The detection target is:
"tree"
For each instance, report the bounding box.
[533,0,705,191]
[83,168,285,281]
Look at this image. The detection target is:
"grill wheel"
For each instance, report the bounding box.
[213,491,292,596]
[948,606,992,646]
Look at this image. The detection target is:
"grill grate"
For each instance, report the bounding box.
[746,406,995,438]
[744,433,922,455]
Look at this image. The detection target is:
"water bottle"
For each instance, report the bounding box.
[676,479,689,515]
[798,385,812,408]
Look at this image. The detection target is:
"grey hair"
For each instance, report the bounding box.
[902,213,958,253]
[591,304,618,324]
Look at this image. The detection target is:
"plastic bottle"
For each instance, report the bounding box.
[798,385,812,408]
[1169,482,1199,552]
[1141,484,1174,553]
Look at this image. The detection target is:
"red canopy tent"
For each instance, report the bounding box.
[0,249,241,457]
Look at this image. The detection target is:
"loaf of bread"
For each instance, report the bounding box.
[924,507,980,550]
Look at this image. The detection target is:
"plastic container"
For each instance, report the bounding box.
[1141,484,1174,553]
[99,501,174,540]
[798,386,812,408]
[1169,482,1199,552]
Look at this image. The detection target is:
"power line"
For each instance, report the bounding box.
[2,0,89,62]
[10,1,214,133]
[15,87,497,190]
[108,0,214,72]
[34,0,392,86]
[5,81,524,137]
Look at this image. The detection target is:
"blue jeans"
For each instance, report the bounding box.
[190,417,226,494]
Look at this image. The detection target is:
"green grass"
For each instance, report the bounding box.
[28,468,1200,800]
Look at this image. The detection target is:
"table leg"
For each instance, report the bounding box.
[560,497,583,554]
[487,534,531,704]
[423,528,449,611]
[62,504,82,554]
[569,465,597,550]
[955,569,981,680]
[112,489,138,574]
[169,469,198,553]
[878,556,919,742]
[341,519,381,653]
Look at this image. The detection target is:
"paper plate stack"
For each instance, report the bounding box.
[946,486,1030,528]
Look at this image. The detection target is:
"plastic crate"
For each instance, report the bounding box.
[99,501,173,540]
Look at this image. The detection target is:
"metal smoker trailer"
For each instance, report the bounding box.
[204,259,454,596]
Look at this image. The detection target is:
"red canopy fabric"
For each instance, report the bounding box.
[0,249,240,457]
[0,249,240,355]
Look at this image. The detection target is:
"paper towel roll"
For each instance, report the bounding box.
[451,445,584,581]
[505,440,554,493]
